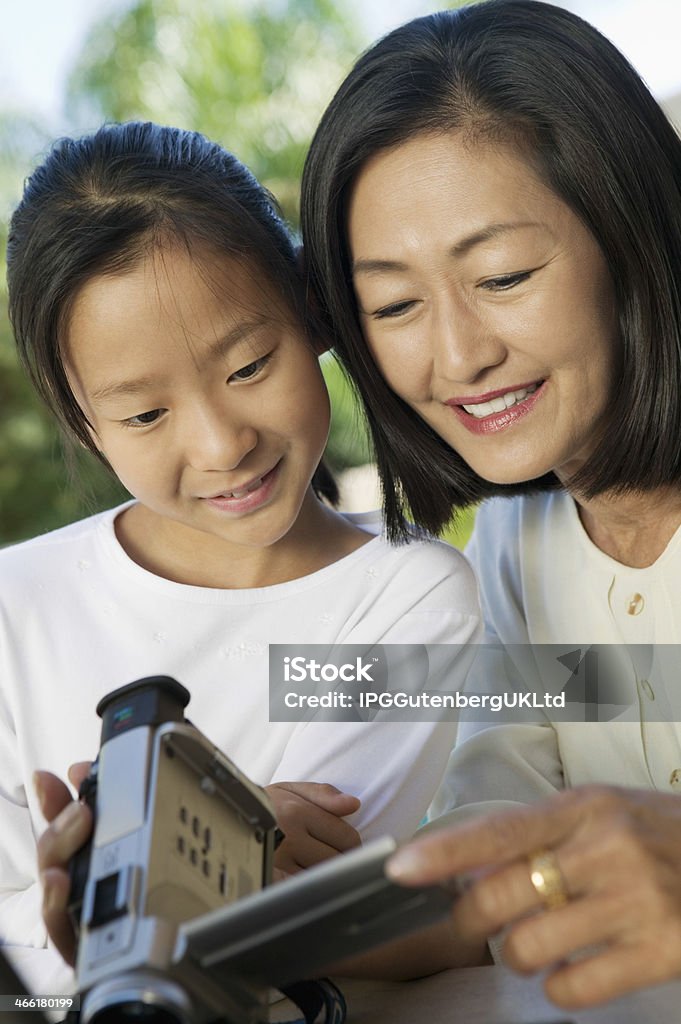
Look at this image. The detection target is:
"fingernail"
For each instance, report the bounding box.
[386,847,425,881]
[53,802,82,835]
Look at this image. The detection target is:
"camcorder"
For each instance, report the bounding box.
[17,676,459,1024]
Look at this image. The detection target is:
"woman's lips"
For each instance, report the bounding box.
[446,380,546,435]
[202,461,281,514]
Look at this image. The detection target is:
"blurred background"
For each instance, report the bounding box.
[1,0,680,546]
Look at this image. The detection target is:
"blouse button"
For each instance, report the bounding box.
[626,593,645,615]
[670,769,681,791]
[640,678,655,701]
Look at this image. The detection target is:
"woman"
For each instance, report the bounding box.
[301,0,681,1008]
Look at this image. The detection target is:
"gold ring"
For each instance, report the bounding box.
[528,849,569,910]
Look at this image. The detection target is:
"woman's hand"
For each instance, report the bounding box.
[34,763,93,966]
[387,785,681,1008]
[266,781,361,874]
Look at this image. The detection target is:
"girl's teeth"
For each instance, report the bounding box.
[463,384,537,419]
[227,476,264,499]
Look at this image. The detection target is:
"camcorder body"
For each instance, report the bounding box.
[69,676,277,1024]
[64,675,459,1024]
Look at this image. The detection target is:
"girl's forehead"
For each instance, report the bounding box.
[68,242,291,344]
[64,239,305,383]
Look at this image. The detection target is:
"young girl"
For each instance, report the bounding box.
[2,121,481,994]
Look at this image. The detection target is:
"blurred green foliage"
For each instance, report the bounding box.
[0,0,366,545]
[1,0,477,549]
[66,0,364,222]
[0,112,129,544]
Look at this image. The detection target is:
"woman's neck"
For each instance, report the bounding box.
[573,486,681,568]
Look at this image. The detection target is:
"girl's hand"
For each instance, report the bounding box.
[387,785,681,1009]
[34,763,93,966]
[266,781,361,874]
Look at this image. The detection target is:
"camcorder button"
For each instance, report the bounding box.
[89,869,129,928]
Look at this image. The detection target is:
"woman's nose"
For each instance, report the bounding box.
[431,303,506,385]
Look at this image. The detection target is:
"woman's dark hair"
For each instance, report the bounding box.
[7,120,337,505]
[301,0,681,538]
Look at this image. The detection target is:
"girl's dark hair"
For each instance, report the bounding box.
[301,0,681,538]
[7,120,337,505]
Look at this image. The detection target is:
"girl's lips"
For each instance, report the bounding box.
[446,380,546,435]
[202,461,281,514]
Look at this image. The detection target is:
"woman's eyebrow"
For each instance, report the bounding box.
[352,220,543,276]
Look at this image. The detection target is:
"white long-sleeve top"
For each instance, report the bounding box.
[430,489,681,824]
[0,502,481,995]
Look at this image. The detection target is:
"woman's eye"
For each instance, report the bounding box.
[372,299,417,320]
[123,409,164,428]
[480,271,533,292]
[228,355,270,382]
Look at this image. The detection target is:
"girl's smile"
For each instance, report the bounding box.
[200,460,282,514]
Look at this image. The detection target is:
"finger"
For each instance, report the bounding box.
[452,860,546,940]
[387,792,586,884]
[37,801,92,873]
[271,781,361,815]
[41,867,77,966]
[544,942,675,1009]
[33,771,72,823]
[68,761,92,790]
[502,893,625,974]
[308,810,361,852]
[274,798,360,851]
[275,831,348,872]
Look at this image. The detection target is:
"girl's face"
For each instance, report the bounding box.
[348,132,619,486]
[65,243,330,566]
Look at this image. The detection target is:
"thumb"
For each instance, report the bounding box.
[68,761,93,791]
[33,771,72,823]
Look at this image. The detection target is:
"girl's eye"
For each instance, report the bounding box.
[123,409,164,428]
[228,355,271,382]
[480,271,533,291]
[372,299,417,320]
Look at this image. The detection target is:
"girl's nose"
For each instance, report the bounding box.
[185,404,258,472]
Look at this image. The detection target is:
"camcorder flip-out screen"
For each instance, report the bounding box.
[1,837,458,1024]
[179,835,458,988]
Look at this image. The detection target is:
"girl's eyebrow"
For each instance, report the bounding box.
[352,220,543,276]
[89,318,268,404]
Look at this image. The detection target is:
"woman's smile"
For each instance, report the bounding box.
[446,380,546,434]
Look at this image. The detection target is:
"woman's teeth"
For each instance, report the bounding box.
[463,383,539,419]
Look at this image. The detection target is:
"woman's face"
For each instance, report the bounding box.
[348,132,619,485]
